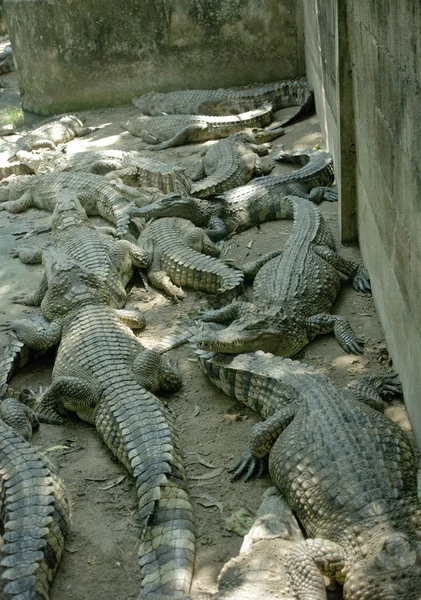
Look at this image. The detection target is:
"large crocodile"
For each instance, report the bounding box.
[132,79,314,123]
[122,105,274,150]
[132,149,337,241]
[0,171,136,237]
[189,126,284,198]
[16,115,97,152]
[136,216,245,301]
[16,149,193,195]
[0,396,71,599]
[194,195,370,355]
[6,245,194,597]
[213,352,421,599]
[11,189,152,310]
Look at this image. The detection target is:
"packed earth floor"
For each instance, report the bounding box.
[0,66,415,600]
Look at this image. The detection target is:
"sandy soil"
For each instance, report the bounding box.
[0,69,413,600]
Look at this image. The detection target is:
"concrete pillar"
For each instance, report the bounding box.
[335,0,358,243]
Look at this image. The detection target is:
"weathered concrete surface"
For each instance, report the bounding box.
[304,0,421,449]
[4,0,305,115]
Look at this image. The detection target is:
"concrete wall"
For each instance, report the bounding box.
[4,0,305,115]
[304,0,421,448]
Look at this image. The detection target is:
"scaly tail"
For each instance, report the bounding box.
[94,381,195,597]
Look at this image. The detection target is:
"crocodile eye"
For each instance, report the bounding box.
[244,319,268,331]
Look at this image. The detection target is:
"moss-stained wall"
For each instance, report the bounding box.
[4,0,305,115]
[304,0,421,448]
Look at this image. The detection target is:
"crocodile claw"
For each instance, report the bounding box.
[322,189,338,202]
[352,266,371,294]
[230,449,267,482]
[343,336,365,355]
[375,373,403,397]
[10,248,19,258]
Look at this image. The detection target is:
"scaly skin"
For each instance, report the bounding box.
[17,149,193,196]
[11,189,152,310]
[194,195,371,355]
[219,356,421,600]
[213,487,304,600]
[8,246,194,598]
[16,115,96,152]
[189,126,285,198]
[122,105,274,149]
[132,79,314,123]
[0,46,15,75]
[132,149,337,241]
[0,171,135,237]
[137,217,244,300]
[0,398,71,600]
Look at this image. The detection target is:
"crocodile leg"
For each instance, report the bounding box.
[3,316,62,351]
[132,349,182,394]
[10,245,43,264]
[205,215,229,242]
[345,373,402,412]
[148,267,185,299]
[117,239,153,268]
[305,313,364,354]
[151,123,209,150]
[0,189,34,213]
[37,376,99,424]
[308,186,338,202]
[312,245,371,293]
[199,300,245,323]
[231,405,296,481]
[242,250,283,280]
[286,538,347,599]
[114,308,146,330]
[12,274,48,306]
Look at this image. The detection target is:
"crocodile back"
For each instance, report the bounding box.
[253,197,339,314]
[269,387,420,544]
[132,79,313,117]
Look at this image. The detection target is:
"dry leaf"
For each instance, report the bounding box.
[191,492,224,514]
[44,445,71,453]
[190,467,224,480]
[195,455,217,469]
[193,404,200,417]
[246,240,254,249]
[99,475,126,490]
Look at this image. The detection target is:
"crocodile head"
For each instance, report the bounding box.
[51,188,92,231]
[132,193,201,219]
[59,114,84,130]
[344,532,421,599]
[238,124,285,144]
[41,244,107,318]
[194,313,305,356]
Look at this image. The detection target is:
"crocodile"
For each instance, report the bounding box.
[0,171,136,237]
[121,104,274,150]
[194,195,370,356]
[6,245,194,597]
[10,189,152,310]
[0,396,71,600]
[189,125,285,198]
[132,79,314,124]
[15,115,97,152]
[218,354,421,599]
[136,216,245,300]
[15,149,193,195]
[0,46,15,75]
[132,149,337,241]
[213,486,304,600]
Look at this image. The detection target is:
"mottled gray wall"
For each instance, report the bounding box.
[4,0,305,115]
[304,0,421,448]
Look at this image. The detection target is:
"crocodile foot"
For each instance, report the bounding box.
[352,265,371,293]
[230,448,267,482]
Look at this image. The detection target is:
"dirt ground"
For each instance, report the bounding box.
[0,67,414,600]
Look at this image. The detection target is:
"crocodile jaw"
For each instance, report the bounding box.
[194,327,282,354]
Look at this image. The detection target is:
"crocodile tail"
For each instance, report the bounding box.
[0,420,70,600]
[0,331,33,399]
[94,382,195,597]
